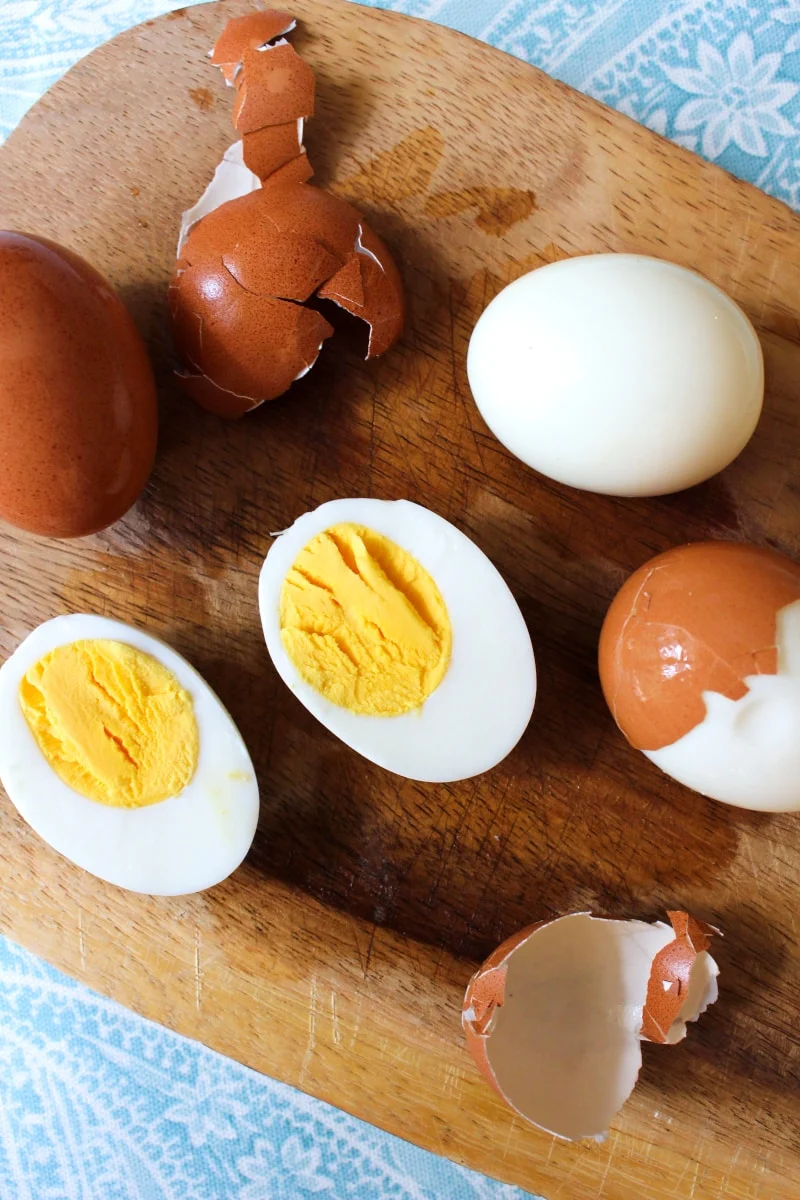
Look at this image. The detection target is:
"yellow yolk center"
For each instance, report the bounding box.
[280,523,452,716]
[18,639,199,808]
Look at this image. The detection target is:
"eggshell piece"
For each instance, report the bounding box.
[177,141,261,258]
[462,912,719,1141]
[233,44,315,134]
[259,151,313,188]
[243,120,303,179]
[642,912,719,1045]
[172,15,405,412]
[170,260,332,406]
[462,922,545,1098]
[223,229,340,301]
[175,371,261,419]
[599,541,800,751]
[319,224,406,357]
[0,232,157,538]
[211,11,296,85]
[320,254,365,308]
[259,181,361,255]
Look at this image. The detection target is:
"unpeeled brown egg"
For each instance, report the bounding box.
[0,232,157,537]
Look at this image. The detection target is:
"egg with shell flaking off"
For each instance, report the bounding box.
[599,540,800,811]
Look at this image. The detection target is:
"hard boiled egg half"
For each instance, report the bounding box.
[259,499,537,781]
[0,615,259,894]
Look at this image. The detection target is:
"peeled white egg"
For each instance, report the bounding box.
[467,254,764,497]
[0,614,259,895]
[259,498,536,782]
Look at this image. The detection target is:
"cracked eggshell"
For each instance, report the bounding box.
[210,10,296,85]
[243,120,305,180]
[169,260,332,414]
[319,223,405,358]
[171,13,405,415]
[599,541,800,811]
[171,183,403,415]
[462,912,719,1141]
[234,43,315,133]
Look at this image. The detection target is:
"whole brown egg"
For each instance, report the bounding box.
[0,232,158,537]
[599,541,800,811]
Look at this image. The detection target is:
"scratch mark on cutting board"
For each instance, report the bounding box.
[77,912,86,971]
[330,989,342,1047]
[194,928,202,1013]
[299,975,318,1085]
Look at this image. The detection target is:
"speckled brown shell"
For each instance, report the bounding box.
[170,11,405,418]
[461,920,548,1100]
[598,540,800,751]
[210,10,295,85]
[462,911,718,1111]
[641,911,718,1044]
[0,231,157,538]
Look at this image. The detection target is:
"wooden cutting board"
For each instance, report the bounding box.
[1,2,799,1196]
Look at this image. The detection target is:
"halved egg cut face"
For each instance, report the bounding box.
[0,615,259,895]
[259,498,537,782]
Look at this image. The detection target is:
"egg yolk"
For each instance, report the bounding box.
[18,639,199,808]
[280,523,452,716]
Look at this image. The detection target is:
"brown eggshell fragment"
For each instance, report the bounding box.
[172,14,405,414]
[0,231,157,538]
[462,912,719,1141]
[233,44,315,133]
[642,911,719,1044]
[599,541,800,752]
[223,229,341,301]
[320,254,365,308]
[176,371,261,419]
[259,152,314,188]
[169,260,333,405]
[242,120,303,179]
[319,223,406,357]
[462,922,545,1100]
[258,182,361,255]
[211,10,295,85]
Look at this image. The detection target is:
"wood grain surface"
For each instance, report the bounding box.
[1,2,799,1197]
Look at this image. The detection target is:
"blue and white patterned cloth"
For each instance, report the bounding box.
[0,937,530,1199]
[3,1,800,208]
[1,2,798,1198]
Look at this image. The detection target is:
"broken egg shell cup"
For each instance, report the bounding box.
[462,912,720,1141]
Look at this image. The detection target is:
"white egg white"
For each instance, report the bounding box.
[647,599,800,811]
[0,615,260,895]
[259,498,537,782]
[467,254,764,497]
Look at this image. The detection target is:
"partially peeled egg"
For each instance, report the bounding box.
[463,911,719,1140]
[599,541,800,811]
